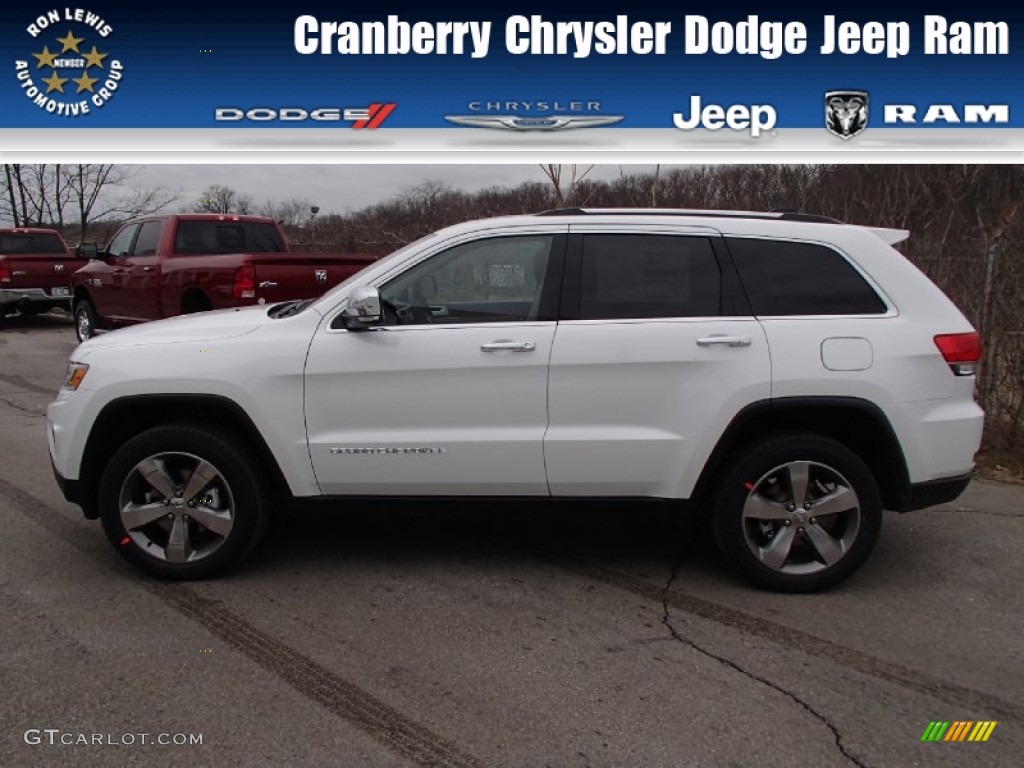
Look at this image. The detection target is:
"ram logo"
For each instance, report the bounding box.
[883,104,1009,124]
[314,269,327,284]
[825,90,869,140]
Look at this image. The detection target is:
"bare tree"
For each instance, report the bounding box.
[261,197,317,228]
[61,164,177,239]
[194,184,254,215]
[3,164,172,233]
[539,164,594,207]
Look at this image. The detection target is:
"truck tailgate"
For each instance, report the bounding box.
[1,253,87,295]
[251,253,375,303]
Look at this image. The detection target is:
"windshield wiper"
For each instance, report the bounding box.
[268,299,314,319]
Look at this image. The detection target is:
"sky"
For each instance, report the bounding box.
[131,164,661,215]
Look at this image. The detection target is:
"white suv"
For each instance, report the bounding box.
[47,209,984,591]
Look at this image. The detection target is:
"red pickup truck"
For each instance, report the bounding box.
[71,214,376,341]
[0,228,87,317]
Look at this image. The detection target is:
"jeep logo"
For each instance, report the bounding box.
[672,95,777,138]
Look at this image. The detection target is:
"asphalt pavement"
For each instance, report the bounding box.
[1,311,1021,767]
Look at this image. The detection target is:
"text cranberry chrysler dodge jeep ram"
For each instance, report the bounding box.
[47,210,983,591]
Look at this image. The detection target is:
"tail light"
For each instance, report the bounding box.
[934,332,982,376]
[232,265,255,300]
[0,261,10,284]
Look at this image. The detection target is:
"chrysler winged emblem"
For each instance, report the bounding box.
[443,115,624,131]
[314,269,328,284]
[825,90,868,140]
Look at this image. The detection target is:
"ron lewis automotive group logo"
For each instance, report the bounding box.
[14,7,123,118]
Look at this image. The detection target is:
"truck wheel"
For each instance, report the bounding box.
[181,291,212,314]
[98,424,271,580]
[711,433,882,593]
[74,299,99,341]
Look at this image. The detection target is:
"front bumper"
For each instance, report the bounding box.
[905,472,973,511]
[50,455,84,506]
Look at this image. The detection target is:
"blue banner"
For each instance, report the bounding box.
[1,3,1021,142]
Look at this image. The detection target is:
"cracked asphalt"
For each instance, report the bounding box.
[1,312,1022,767]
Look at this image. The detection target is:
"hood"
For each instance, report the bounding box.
[74,304,270,355]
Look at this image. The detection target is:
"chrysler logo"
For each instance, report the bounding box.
[444,115,623,131]
[314,269,327,284]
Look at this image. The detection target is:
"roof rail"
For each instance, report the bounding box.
[534,208,843,224]
[535,208,587,216]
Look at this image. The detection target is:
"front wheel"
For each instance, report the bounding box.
[712,434,882,593]
[98,424,271,580]
[73,298,100,342]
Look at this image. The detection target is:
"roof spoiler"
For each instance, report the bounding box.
[865,227,910,245]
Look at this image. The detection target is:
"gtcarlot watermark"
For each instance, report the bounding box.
[24,729,202,746]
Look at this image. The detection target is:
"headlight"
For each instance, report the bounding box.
[62,362,89,390]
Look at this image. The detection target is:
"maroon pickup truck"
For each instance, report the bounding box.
[0,228,87,317]
[71,214,376,341]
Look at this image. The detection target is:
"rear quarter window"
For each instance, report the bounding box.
[726,237,887,316]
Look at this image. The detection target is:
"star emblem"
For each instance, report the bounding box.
[32,46,58,68]
[82,46,108,69]
[42,71,69,93]
[56,30,85,53]
[72,71,99,93]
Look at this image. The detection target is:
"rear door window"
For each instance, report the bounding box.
[578,234,721,320]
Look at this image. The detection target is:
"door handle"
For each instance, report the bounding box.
[481,341,536,352]
[143,266,154,272]
[697,335,752,347]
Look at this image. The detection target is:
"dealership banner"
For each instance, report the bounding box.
[1,2,1022,156]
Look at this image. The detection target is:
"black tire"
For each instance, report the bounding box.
[711,433,882,593]
[73,298,100,342]
[181,291,212,314]
[98,424,271,580]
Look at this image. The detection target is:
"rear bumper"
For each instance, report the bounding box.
[905,472,973,511]
[0,287,70,309]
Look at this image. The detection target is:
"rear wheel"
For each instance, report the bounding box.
[181,291,212,314]
[712,433,882,592]
[98,424,271,580]
[73,298,99,341]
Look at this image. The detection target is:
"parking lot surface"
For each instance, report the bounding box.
[1,312,1021,767]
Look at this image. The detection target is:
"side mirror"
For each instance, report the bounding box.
[342,286,382,328]
[76,243,100,259]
